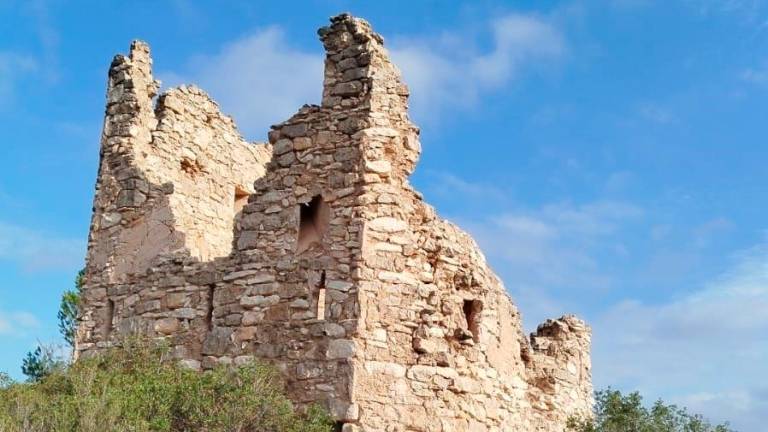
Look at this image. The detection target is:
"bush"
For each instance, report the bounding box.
[0,339,333,432]
[21,345,67,382]
[568,388,735,432]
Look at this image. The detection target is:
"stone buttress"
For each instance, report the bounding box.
[76,14,593,432]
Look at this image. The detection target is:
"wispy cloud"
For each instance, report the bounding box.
[0,52,38,108]
[638,102,675,124]
[685,0,768,19]
[454,198,642,326]
[422,171,510,204]
[160,12,564,136]
[618,0,768,19]
[593,237,768,430]
[24,0,60,84]
[692,217,733,248]
[160,27,323,140]
[420,162,763,428]
[676,388,768,431]
[0,310,40,336]
[741,62,768,86]
[390,13,565,121]
[0,221,84,272]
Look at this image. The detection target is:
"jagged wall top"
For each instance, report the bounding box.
[87,39,269,280]
[313,13,421,181]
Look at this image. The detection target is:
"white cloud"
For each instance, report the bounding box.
[686,0,767,17]
[0,52,37,107]
[429,169,765,427]
[159,13,563,136]
[24,0,60,84]
[0,221,84,271]
[692,217,733,248]
[741,62,768,86]
[593,238,768,430]
[610,0,653,8]
[0,310,40,336]
[389,13,565,121]
[676,389,768,431]
[638,102,675,124]
[160,27,323,140]
[423,172,510,204]
[539,200,643,236]
[453,198,643,327]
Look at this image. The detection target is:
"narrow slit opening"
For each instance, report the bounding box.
[463,299,482,342]
[103,299,114,338]
[297,195,329,253]
[205,285,215,331]
[317,271,327,321]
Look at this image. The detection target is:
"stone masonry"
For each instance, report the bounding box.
[76,14,593,432]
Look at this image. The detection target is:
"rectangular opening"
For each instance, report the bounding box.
[317,289,327,320]
[234,186,249,215]
[463,299,482,342]
[205,284,215,331]
[316,270,327,320]
[103,298,114,338]
[297,195,330,254]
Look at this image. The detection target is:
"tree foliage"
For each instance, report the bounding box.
[58,269,84,348]
[568,389,735,432]
[20,345,65,383]
[22,270,84,382]
[2,339,333,432]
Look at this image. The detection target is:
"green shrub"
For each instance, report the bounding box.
[0,339,332,432]
[57,269,84,349]
[568,388,735,432]
[20,345,67,383]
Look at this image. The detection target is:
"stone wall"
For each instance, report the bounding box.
[76,13,592,432]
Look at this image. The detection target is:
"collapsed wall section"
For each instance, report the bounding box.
[86,41,270,282]
[78,41,271,353]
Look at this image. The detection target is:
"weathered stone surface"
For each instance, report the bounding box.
[327,339,356,359]
[76,15,592,432]
[368,217,407,233]
[154,317,179,335]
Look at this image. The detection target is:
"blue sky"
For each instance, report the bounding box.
[2,0,767,429]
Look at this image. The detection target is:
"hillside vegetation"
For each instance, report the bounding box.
[0,340,332,432]
[2,271,734,431]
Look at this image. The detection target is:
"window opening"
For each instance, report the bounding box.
[462,299,482,342]
[103,298,115,338]
[205,284,215,331]
[234,186,249,215]
[297,195,329,253]
[316,271,327,320]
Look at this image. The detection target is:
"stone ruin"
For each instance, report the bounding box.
[75,13,593,432]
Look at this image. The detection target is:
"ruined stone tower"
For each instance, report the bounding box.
[76,14,593,432]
